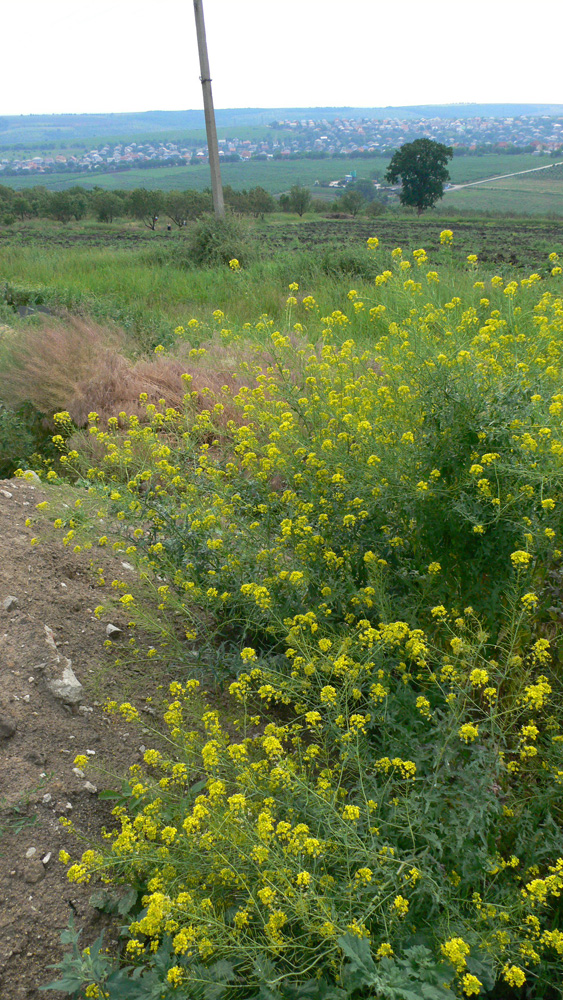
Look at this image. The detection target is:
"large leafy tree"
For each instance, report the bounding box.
[385,138,453,215]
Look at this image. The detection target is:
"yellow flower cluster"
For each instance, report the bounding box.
[52,241,563,994]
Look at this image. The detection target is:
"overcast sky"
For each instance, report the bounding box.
[2,0,562,117]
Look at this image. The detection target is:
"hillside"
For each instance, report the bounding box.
[2,103,563,146]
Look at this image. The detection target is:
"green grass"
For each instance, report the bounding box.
[1,217,561,357]
[442,173,563,216]
[447,152,553,183]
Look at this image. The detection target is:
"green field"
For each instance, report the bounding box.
[442,172,563,216]
[5,151,561,215]
[3,156,390,194]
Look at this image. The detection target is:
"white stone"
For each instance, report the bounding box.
[46,664,84,705]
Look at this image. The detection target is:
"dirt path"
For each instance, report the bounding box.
[449,158,563,190]
[0,477,162,999]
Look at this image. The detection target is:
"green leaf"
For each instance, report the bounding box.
[117,887,139,916]
[41,972,85,993]
[336,933,376,975]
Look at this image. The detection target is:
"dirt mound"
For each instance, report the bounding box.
[0,478,161,999]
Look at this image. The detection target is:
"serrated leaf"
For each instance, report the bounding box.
[336,933,376,974]
[117,887,138,916]
[209,958,237,982]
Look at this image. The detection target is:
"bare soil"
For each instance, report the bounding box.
[0,477,168,999]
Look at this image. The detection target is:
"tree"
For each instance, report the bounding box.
[338,189,365,217]
[288,185,312,217]
[127,188,163,230]
[93,190,123,223]
[12,196,32,221]
[247,186,275,219]
[348,178,379,203]
[165,190,211,227]
[385,138,453,215]
[47,191,76,224]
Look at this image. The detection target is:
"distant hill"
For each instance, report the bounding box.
[2,104,563,147]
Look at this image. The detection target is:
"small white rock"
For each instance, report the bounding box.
[23,694,31,703]
[84,781,97,794]
[121,561,135,572]
[86,749,96,756]
[25,848,37,859]
[42,794,52,805]
[42,852,52,866]
[72,767,85,779]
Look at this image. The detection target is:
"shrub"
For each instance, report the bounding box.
[186,213,257,269]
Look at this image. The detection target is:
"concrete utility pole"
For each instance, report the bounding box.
[193,0,225,217]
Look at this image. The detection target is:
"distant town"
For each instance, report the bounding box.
[1,114,562,178]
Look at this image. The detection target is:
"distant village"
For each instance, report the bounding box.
[1,114,562,178]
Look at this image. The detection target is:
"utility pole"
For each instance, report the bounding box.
[193,0,225,217]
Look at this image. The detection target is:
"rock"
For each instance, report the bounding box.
[78,705,93,716]
[0,713,17,740]
[0,488,13,498]
[105,623,123,638]
[72,768,85,779]
[42,794,52,805]
[46,664,84,706]
[23,860,45,885]
[25,848,37,860]
[42,853,52,866]
[84,781,97,794]
[2,595,18,611]
[121,561,135,572]
[42,626,84,704]
[21,471,41,485]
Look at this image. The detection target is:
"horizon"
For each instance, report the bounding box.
[6,101,563,119]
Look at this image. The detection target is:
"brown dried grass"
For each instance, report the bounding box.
[1,318,122,415]
[2,316,381,439]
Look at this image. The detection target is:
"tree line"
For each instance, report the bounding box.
[0,181,390,227]
[0,184,273,228]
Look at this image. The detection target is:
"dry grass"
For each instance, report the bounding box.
[0,318,251,431]
[0,318,121,416]
[1,317,381,443]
